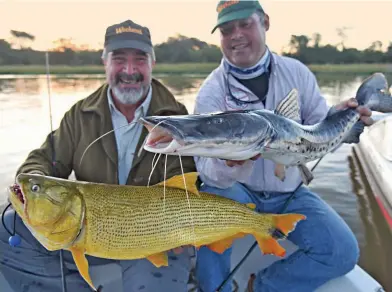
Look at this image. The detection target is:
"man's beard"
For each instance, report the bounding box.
[110,72,150,105]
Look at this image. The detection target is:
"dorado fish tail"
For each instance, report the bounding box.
[255,213,306,257]
[273,213,306,236]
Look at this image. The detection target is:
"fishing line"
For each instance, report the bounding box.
[214,157,324,292]
[79,121,138,168]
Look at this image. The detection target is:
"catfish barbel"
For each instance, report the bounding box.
[140,73,392,184]
[8,172,305,291]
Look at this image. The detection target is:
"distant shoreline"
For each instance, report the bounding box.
[1,63,392,75]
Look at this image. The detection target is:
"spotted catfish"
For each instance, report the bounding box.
[140,73,392,185]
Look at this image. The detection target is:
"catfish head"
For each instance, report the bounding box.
[140,110,276,161]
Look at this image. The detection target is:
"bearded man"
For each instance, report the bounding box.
[0,19,196,292]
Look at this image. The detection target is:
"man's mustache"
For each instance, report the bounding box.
[116,72,144,83]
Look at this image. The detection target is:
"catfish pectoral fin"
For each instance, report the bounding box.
[274,164,286,181]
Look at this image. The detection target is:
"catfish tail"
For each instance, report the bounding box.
[356,73,391,112]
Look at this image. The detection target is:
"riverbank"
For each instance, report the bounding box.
[1,63,392,76]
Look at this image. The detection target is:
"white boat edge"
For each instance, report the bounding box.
[353,114,392,228]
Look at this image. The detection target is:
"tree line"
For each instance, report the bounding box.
[1,29,392,66]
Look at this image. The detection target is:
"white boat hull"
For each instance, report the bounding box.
[353,114,392,227]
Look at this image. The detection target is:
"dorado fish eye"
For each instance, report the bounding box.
[31,184,40,192]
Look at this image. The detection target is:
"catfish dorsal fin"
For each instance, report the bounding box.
[274,89,301,121]
[155,172,200,196]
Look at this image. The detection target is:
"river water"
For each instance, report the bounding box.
[0,73,391,291]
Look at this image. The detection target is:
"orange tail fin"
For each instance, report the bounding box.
[255,236,286,257]
[254,213,306,258]
[273,213,306,236]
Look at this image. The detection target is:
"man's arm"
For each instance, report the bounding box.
[16,106,77,179]
[192,75,256,189]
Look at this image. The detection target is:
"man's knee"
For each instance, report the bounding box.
[330,228,359,275]
[303,220,359,278]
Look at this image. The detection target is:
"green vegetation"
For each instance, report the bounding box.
[1,29,391,75]
[1,63,391,76]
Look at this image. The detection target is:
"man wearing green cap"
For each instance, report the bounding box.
[194,1,372,291]
[0,19,195,292]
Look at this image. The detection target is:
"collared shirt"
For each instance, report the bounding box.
[193,53,330,192]
[107,87,152,185]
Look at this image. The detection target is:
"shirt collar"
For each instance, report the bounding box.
[107,85,152,119]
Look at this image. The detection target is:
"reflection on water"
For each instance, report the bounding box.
[348,149,392,291]
[0,73,391,290]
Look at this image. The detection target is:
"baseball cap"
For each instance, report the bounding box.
[104,19,153,55]
[211,0,264,33]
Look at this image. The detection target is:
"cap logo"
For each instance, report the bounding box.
[115,26,143,35]
[217,0,239,13]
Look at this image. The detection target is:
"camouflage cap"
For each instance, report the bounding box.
[211,0,263,34]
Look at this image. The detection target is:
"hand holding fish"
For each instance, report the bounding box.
[333,97,373,126]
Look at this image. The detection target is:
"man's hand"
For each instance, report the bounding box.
[334,98,373,126]
[225,154,261,167]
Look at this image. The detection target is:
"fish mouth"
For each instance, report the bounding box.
[139,112,269,160]
[139,117,186,154]
[9,183,25,205]
[8,181,27,220]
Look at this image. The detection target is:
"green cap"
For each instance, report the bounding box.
[211,0,263,33]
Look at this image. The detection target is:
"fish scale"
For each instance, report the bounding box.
[80,184,266,257]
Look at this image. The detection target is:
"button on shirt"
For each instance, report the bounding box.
[107,87,152,185]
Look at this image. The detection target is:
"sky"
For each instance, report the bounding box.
[1,0,392,54]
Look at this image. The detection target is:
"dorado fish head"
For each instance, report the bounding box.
[140,110,276,160]
[8,173,85,250]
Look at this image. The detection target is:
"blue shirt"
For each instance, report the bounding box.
[107,87,152,185]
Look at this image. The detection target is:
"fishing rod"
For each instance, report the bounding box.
[0,52,68,291]
[214,156,324,292]
[45,52,68,292]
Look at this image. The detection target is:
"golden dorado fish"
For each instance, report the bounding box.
[8,172,306,291]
